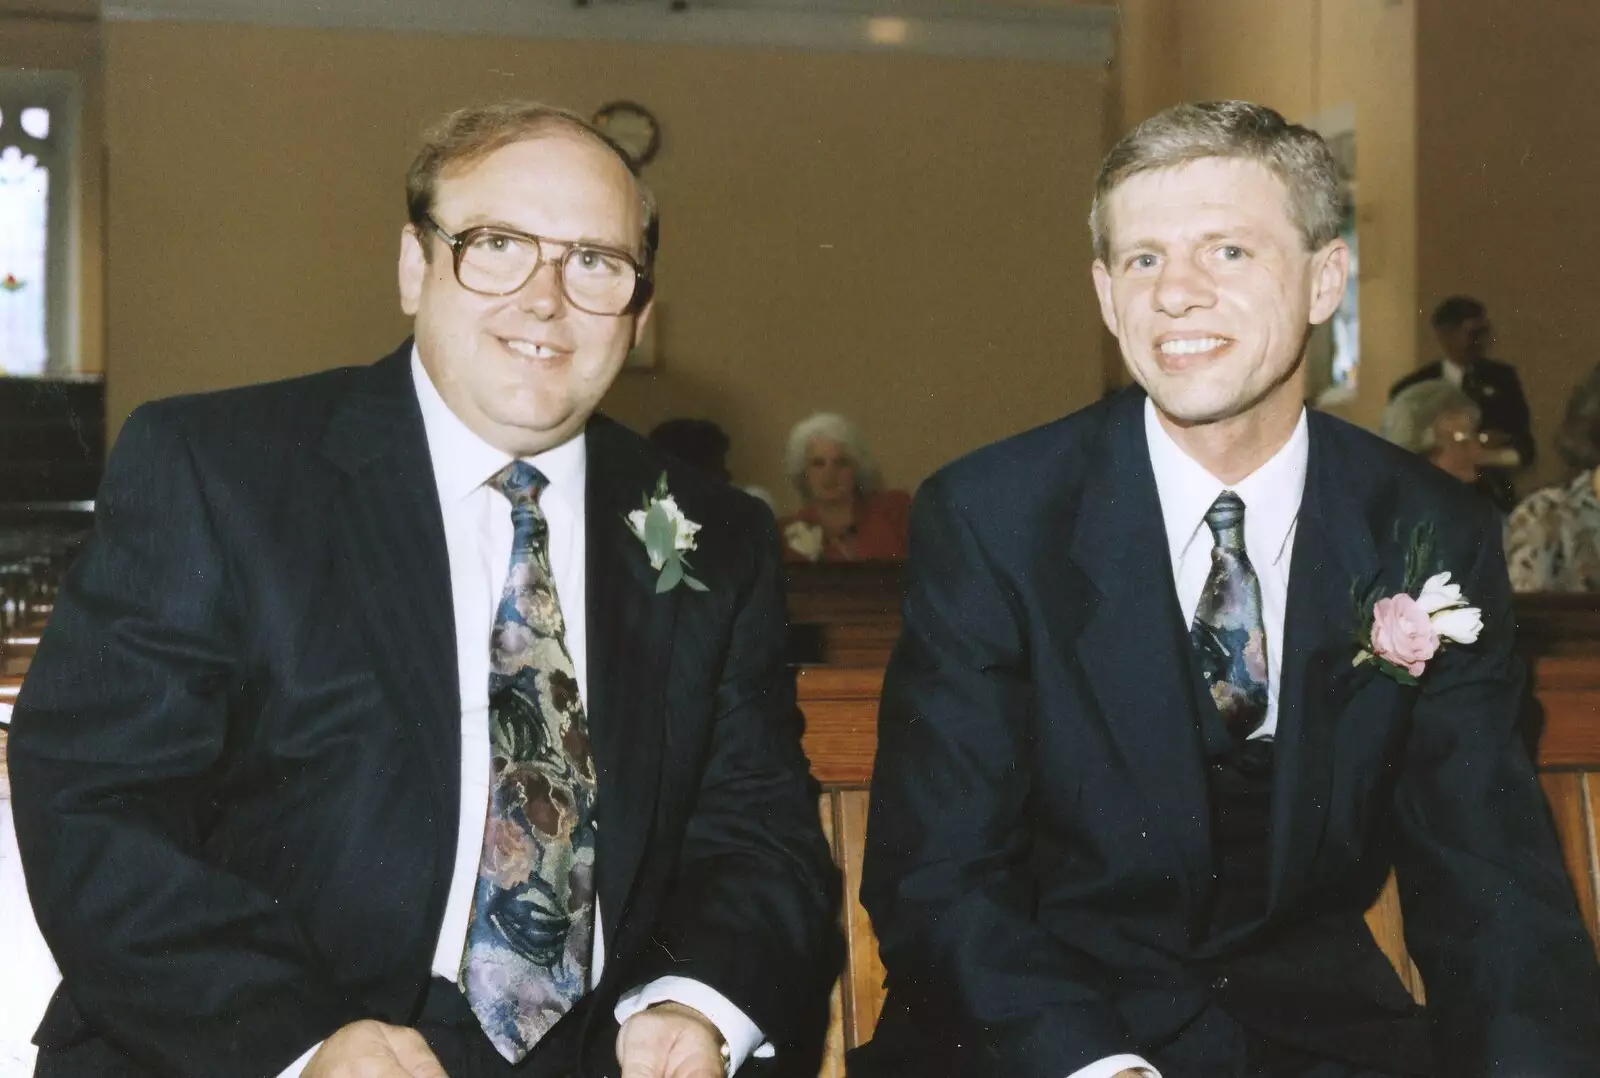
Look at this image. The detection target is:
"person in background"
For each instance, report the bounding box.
[1506,364,1600,592]
[648,418,776,510]
[1379,379,1485,487]
[647,418,733,482]
[777,412,909,562]
[1389,296,1534,511]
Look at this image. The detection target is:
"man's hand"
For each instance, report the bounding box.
[616,1001,727,1078]
[304,1020,450,1078]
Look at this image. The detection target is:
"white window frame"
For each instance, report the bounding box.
[0,70,80,376]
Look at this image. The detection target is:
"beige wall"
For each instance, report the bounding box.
[1,9,104,376]
[1416,0,1600,494]
[1112,0,1417,434]
[101,20,1109,508]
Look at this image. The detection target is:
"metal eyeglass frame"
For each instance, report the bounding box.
[421,214,650,316]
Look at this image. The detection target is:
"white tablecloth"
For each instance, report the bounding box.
[0,798,60,1076]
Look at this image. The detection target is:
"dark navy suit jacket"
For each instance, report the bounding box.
[11,344,841,1078]
[853,387,1600,1078]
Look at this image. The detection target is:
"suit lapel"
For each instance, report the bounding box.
[584,417,677,948]
[317,344,461,869]
[1066,391,1213,906]
[1267,414,1381,914]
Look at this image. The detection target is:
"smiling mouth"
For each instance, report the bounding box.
[1158,336,1230,357]
[500,337,570,360]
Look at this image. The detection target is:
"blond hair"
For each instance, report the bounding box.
[1090,100,1345,263]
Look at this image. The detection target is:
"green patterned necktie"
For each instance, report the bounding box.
[1189,491,1270,741]
[458,460,598,1063]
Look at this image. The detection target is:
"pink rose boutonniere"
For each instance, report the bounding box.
[1352,523,1482,685]
[1355,571,1483,685]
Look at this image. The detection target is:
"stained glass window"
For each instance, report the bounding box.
[0,139,49,376]
[0,70,73,378]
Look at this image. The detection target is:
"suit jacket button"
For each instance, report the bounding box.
[1212,975,1229,991]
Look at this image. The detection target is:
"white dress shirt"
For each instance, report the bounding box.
[279,354,765,1074]
[1065,400,1309,1078]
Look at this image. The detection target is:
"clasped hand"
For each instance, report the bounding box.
[303,1003,725,1078]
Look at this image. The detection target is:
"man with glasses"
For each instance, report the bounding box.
[1388,297,1535,512]
[11,102,840,1078]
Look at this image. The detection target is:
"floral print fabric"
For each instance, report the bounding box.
[1505,470,1600,594]
[1190,492,1270,740]
[459,461,598,1063]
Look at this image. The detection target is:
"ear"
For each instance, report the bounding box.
[630,298,655,350]
[398,224,427,316]
[1091,260,1120,337]
[1306,237,1351,326]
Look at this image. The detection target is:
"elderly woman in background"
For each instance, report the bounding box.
[1505,365,1600,592]
[1380,379,1485,486]
[779,412,910,562]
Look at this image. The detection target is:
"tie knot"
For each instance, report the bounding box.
[1204,491,1246,549]
[491,461,548,510]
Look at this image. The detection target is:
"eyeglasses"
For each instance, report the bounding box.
[421,215,649,316]
[1442,429,1508,449]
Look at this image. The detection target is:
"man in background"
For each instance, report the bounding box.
[1389,295,1534,511]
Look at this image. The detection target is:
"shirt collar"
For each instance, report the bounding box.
[1143,396,1308,568]
[410,346,587,514]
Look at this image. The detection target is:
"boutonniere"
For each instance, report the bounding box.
[625,473,708,594]
[784,520,825,562]
[1352,523,1483,684]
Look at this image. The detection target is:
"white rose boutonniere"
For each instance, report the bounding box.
[784,520,825,563]
[625,473,708,594]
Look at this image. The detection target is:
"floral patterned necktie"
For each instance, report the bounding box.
[459,460,598,1063]
[1189,491,1270,741]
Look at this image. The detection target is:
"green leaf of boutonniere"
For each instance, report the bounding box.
[1401,521,1439,596]
[644,503,675,569]
[656,556,685,594]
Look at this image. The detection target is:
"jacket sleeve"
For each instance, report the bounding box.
[10,403,357,1078]
[1391,498,1600,1075]
[861,474,1141,1078]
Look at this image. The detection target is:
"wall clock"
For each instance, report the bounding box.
[593,100,661,168]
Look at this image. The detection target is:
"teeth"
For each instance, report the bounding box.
[504,339,558,359]
[1159,337,1227,356]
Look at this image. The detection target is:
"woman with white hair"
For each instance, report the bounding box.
[1379,379,1485,486]
[778,412,910,562]
[1505,364,1600,592]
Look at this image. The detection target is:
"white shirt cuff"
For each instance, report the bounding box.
[275,1042,320,1078]
[1065,1054,1159,1078]
[615,976,772,1071]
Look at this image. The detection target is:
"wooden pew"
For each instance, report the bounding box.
[801,666,884,1076]
[786,563,902,668]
